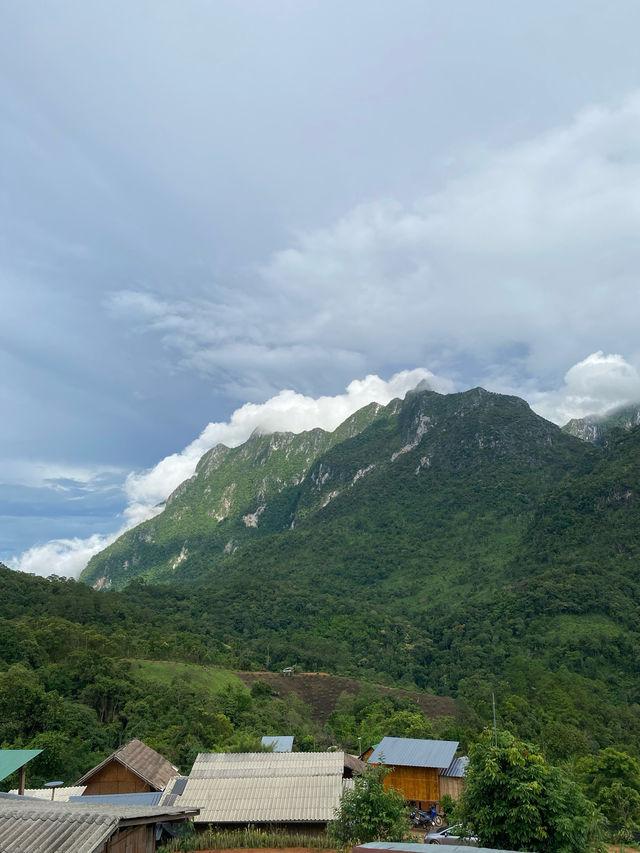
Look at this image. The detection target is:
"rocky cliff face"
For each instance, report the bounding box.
[563,404,640,444]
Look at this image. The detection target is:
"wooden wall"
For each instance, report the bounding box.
[104,825,155,853]
[82,759,151,796]
[383,765,440,804]
[438,774,465,800]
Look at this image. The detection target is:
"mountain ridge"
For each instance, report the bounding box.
[81,386,592,591]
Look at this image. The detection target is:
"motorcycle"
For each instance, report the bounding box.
[410,806,443,828]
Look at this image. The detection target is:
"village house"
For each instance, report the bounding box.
[366,736,466,807]
[161,750,355,832]
[75,738,179,796]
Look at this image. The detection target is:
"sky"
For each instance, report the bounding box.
[3,0,640,577]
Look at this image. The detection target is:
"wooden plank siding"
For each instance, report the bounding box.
[439,774,465,800]
[82,760,152,796]
[384,765,440,803]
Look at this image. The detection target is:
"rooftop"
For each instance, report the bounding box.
[162,773,344,823]
[8,786,86,802]
[75,738,179,791]
[367,737,458,770]
[189,751,345,779]
[0,795,198,853]
[0,749,43,783]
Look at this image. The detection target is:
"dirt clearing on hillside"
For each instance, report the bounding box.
[237,671,457,724]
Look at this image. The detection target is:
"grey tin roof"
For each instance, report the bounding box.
[261,735,294,752]
[440,756,469,778]
[68,791,164,806]
[367,737,458,769]
[0,796,198,853]
[189,751,344,779]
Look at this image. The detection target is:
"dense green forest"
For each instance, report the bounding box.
[3,388,640,835]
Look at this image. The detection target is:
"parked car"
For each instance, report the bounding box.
[424,824,478,846]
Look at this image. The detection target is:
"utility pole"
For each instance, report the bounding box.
[492,692,498,746]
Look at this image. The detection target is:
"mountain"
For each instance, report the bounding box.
[81,387,592,591]
[76,385,640,758]
[6,386,640,774]
[562,403,640,444]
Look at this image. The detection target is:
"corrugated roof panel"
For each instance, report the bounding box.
[68,791,163,805]
[0,809,117,853]
[440,756,469,778]
[8,786,86,801]
[367,738,458,769]
[190,751,344,778]
[261,736,294,752]
[176,775,344,823]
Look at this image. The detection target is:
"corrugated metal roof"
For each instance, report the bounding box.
[190,751,344,779]
[0,749,43,783]
[261,735,294,752]
[0,795,199,851]
[171,774,344,823]
[367,738,458,769]
[75,738,178,790]
[68,792,164,806]
[440,756,469,778]
[0,806,117,853]
[9,786,86,801]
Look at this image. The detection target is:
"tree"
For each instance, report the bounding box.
[328,764,410,846]
[457,730,598,853]
[577,748,640,841]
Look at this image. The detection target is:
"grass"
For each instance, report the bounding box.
[158,826,333,853]
[129,659,246,693]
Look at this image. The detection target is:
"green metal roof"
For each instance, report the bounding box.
[0,750,42,783]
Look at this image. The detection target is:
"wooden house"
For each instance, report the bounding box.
[367,737,465,807]
[76,738,178,796]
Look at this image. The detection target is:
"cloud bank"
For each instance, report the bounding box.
[108,92,640,397]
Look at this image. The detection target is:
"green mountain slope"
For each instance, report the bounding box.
[83,387,592,591]
[81,401,384,588]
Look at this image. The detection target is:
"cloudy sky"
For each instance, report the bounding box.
[3,0,640,577]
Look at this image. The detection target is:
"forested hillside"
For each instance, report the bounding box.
[3,387,640,789]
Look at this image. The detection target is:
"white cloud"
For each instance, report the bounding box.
[12,532,119,580]
[529,352,640,424]
[124,368,451,507]
[12,368,450,578]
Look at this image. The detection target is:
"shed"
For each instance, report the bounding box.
[367,737,459,806]
[75,739,178,796]
[261,735,294,752]
[0,794,198,853]
[162,751,346,830]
